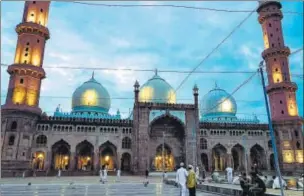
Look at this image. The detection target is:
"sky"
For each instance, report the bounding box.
[1,1,303,122]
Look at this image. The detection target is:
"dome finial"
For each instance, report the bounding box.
[214,81,218,89]
[92,71,95,79]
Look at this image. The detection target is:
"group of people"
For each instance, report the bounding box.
[239,172,267,196]
[175,162,197,196]
[99,166,121,183]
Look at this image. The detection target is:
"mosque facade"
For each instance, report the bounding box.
[1,1,303,177]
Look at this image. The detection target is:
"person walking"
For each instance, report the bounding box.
[99,168,103,183]
[176,162,188,196]
[144,169,149,187]
[103,165,108,183]
[116,168,121,182]
[187,165,196,196]
[239,173,250,196]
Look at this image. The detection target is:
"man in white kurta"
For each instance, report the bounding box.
[176,162,188,196]
[225,167,233,184]
[99,169,103,182]
[116,169,121,182]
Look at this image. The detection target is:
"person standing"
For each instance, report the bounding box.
[116,168,121,182]
[187,165,196,196]
[103,165,108,183]
[144,169,149,187]
[225,166,233,184]
[176,162,188,196]
[99,168,103,183]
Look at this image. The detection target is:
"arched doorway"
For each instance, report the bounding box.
[121,153,131,171]
[149,115,185,171]
[250,144,266,170]
[51,140,70,170]
[32,151,45,170]
[201,153,209,171]
[76,140,94,171]
[231,144,245,171]
[212,143,227,171]
[270,154,275,170]
[153,144,175,171]
[99,141,117,170]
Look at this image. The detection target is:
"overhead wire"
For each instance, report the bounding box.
[169,7,257,103]
[72,1,303,15]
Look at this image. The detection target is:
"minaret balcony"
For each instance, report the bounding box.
[16,22,50,40]
[266,81,297,93]
[7,63,46,79]
[262,46,290,59]
[1,103,42,115]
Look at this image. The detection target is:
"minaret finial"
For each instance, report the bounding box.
[92,71,95,79]
[155,68,158,76]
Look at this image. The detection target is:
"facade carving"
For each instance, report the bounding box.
[1,1,303,177]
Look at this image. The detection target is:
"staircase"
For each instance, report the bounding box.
[1,160,31,177]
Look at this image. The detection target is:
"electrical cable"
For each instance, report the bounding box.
[171,7,257,102]
[72,1,303,15]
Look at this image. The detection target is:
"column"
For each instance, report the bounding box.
[94,150,99,171]
[45,151,52,171]
[69,152,75,171]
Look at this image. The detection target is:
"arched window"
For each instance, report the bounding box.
[8,135,15,146]
[11,121,17,130]
[36,135,47,146]
[200,138,208,150]
[122,137,131,149]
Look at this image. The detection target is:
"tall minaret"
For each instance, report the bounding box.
[257,1,303,171]
[2,1,51,114]
[1,1,51,167]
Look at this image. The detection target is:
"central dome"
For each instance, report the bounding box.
[139,70,176,103]
[72,73,111,113]
[200,83,237,119]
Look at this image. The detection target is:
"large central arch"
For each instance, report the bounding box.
[212,143,227,171]
[149,115,185,171]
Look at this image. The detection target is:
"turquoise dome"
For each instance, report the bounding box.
[139,70,176,103]
[200,84,237,119]
[72,73,111,114]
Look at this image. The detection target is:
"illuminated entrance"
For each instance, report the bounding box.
[154,144,175,171]
[32,151,45,170]
[99,141,117,170]
[76,140,94,171]
[212,143,227,171]
[52,139,70,170]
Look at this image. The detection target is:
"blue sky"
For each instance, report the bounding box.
[1,1,303,122]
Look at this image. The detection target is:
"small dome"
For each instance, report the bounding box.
[139,70,176,103]
[72,72,111,113]
[200,83,237,119]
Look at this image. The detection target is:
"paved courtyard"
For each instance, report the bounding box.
[0,183,217,196]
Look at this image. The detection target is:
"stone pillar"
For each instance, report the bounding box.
[226,153,233,168]
[69,152,75,171]
[45,151,52,171]
[94,150,99,171]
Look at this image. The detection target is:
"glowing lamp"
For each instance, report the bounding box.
[105,155,109,162]
[64,156,69,160]
[87,157,91,161]
[37,153,43,159]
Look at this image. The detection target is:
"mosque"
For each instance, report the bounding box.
[1,1,303,177]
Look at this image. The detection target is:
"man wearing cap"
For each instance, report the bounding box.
[176,162,188,196]
[187,165,197,196]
